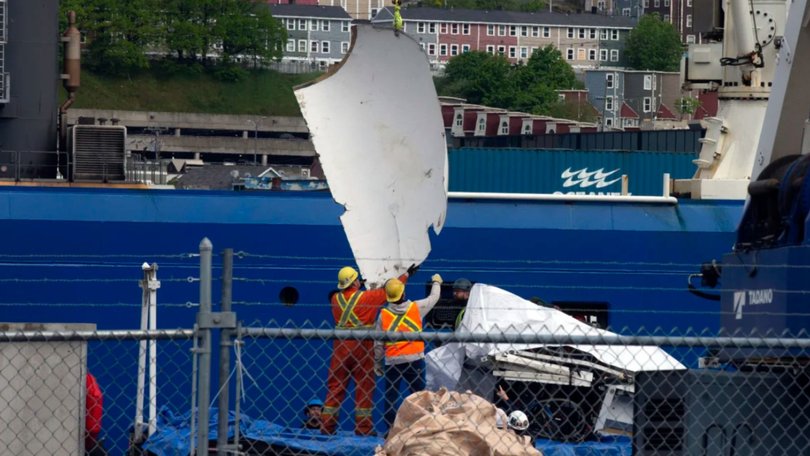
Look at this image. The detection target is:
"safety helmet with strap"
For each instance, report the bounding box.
[337,266,359,290]
[385,278,405,302]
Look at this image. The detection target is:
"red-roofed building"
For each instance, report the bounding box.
[619,102,640,130]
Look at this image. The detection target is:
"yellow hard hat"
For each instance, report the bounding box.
[385,278,405,303]
[337,266,359,289]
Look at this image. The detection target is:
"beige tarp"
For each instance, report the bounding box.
[375,388,542,456]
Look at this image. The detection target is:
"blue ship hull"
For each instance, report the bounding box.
[0,186,741,334]
[0,185,744,451]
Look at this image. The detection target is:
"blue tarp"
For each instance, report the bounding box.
[143,409,629,456]
[142,407,247,456]
[535,436,632,456]
[244,420,383,456]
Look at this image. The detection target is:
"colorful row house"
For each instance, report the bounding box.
[268,4,353,69]
[372,7,635,70]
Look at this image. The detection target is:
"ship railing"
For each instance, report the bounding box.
[0,149,162,183]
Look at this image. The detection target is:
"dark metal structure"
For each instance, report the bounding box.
[0,0,59,179]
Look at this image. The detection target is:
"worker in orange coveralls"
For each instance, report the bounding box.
[321,264,417,436]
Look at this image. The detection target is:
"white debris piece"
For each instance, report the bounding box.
[295,24,448,288]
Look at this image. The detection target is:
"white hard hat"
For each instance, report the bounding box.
[507,410,529,432]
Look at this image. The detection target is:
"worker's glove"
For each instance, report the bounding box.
[406,263,420,276]
[431,274,443,284]
[374,363,384,377]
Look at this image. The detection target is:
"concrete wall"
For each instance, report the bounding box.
[0,323,94,456]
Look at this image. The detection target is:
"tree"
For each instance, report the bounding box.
[624,14,683,71]
[216,1,287,64]
[438,51,513,106]
[61,0,158,75]
[675,96,701,119]
[437,47,582,116]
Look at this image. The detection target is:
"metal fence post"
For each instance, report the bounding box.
[197,238,213,456]
[217,249,233,456]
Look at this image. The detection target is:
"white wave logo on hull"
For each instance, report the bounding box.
[561,167,622,189]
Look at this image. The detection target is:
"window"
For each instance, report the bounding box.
[509,26,517,36]
[588,48,597,60]
[600,29,608,40]
[654,0,660,6]
[440,23,448,34]
[500,121,509,135]
[428,23,436,34]
[643,0,649,6]
[298,39,307,52]
[600,49,608,61]
[298,19,307,30]
[311,41,319,53]
[664,14,670,21]
[486,44,495,54]
[606,73,614,88]
[598,0,606,9]
[687,0,692,5]
[664,0,670,6]
[455,114,463,127]
[610,49,619,61]
[428,43,437,55]
[568,28,575,38]
[611,30,619,40]
[463,24,470,35]
[605,117,614,127]
[509,46,517,58]
[590,28,597,39]
[686,34,696,44]
[341,41,349,54]
[521,26,528,37]
[309,20,317,31]
[451,23,459,34]
[321,20,330,32]
[342,21,350,32]
[417,22,426,34]
[531,26,540,37]
[439,44,448,56]
[622,8,631,16]
[520,46,529,59]
[321,41,330,53]
[498,25,506,36]
[686,14,692,27]
[579,28,586,39]
[497,45,506,56]
[605,96,614,111]
[450,44,459,56]
[477,117,486,133]
[487,24,495,36]
[462,44,470,53]
[643,97,652,112]
[286,19,295,31]
[370,8,378,18]
[567,48,575,60]
[558,94,566,102]
[543,27,551,38]
[286,39,295,52]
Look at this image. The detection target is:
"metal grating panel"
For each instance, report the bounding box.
[0,0,6,44]
[71,126,127,181]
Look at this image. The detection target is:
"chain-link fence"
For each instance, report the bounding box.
[0,328,194,456]
[2,240,810,455]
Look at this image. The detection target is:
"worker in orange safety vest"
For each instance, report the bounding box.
[321,264,416,436]
[374,274,442,431]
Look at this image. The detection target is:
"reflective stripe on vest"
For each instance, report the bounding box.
[336,290,368,328]
[380,301,424,357]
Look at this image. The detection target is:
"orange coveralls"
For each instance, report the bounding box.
[321,273,408,435]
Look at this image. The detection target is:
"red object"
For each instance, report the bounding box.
[85,373,103,449]
[322,274,408,435]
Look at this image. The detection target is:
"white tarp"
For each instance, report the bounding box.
[295,24,447,288]
[427,284,685,391]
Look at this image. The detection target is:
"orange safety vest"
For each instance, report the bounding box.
[380,301,424,357]
[336,290,369,328]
